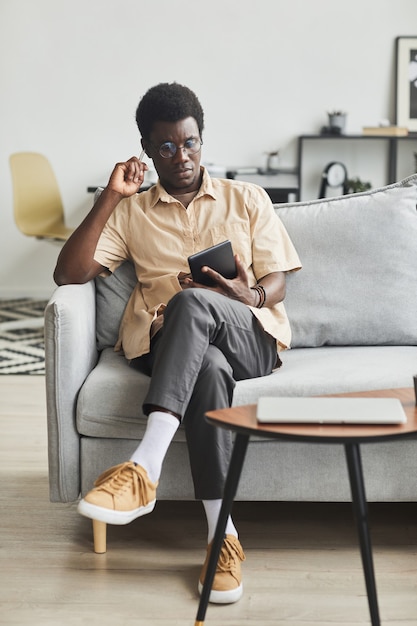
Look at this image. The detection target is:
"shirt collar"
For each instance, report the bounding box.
[148,166,217,208]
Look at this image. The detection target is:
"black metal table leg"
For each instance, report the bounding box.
[345,443,381,626]
[195,432,250,626]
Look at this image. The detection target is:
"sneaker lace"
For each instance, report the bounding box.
[216,536,246,574]
[94,462,147,496]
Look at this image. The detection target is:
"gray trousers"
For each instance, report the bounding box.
[135,288,278,500]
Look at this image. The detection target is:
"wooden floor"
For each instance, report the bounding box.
[1,375,417,625]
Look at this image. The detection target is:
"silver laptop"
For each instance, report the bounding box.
[256,397,407,425]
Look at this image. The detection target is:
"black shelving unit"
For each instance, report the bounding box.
[298,133,417,199]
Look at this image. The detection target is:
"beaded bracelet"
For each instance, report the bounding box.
[251,284,266,308]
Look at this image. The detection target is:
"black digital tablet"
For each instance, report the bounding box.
[188,240,237,286]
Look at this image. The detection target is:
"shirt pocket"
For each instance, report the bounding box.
[209,223,252,269]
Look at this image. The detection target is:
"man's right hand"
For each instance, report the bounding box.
[54,155,149,286]
[107,156,149,198]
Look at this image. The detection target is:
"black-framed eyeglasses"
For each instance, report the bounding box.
[150,137,203,159]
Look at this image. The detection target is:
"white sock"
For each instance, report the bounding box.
[130,411,180,483]
[202,499,238,544]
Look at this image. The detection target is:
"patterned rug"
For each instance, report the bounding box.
[0,298,47,375]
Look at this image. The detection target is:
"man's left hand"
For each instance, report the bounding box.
[177,258,286,308]
[179,255,256,306]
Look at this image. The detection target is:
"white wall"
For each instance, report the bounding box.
[1,0,416,298]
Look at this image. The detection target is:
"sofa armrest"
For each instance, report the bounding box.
[44,282,99,502]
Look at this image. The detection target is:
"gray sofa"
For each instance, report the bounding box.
[45,174,417,518]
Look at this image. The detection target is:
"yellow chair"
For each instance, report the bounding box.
[9,152,74,242]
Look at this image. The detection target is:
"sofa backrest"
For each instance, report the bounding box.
[95,174,417,351]
[278,174,417,347]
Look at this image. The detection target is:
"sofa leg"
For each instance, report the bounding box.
[92,519,107,553]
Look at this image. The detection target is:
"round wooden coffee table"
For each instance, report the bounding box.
[195,388,417,626]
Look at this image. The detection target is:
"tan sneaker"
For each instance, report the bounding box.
[77,461,157,525]
[198,534,246,604]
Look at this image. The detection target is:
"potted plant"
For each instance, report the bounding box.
[345,177,372,194]
[327,110,347,134]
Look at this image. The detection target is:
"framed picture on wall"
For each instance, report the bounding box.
[395,36,417,131]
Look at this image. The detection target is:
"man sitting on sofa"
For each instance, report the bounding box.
[53,82,301,604]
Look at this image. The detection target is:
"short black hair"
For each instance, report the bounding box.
[136,82,204,140]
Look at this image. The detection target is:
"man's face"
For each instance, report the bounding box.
[143,117,202,196]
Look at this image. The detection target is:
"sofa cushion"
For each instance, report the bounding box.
[95,261,137,350]
[76,344,417,439]
[277,174,417,347]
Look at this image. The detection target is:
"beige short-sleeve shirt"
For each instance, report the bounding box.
[94,168,301,359]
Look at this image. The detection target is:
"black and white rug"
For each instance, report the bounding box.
[0,298,47,375]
